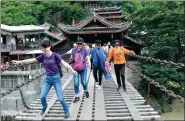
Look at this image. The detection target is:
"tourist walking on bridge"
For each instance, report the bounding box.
[103,41,113,54]
[90,44,96,69]
[90,40,112,89]
[106,40,135,91]
[89,40,104,89]
[65,43,77,55]
[71,37,91,103]
[12,38,77,119]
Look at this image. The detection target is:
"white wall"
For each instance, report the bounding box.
[6,35,13,45]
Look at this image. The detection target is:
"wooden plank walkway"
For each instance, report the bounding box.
[14,68,161,121]
[79,70,94,120]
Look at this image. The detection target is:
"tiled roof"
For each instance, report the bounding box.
[1,24,46,32]
[94,7,121,11]
[103,15,124,19]
[45,31,65,41]
[96,11,122,15]
[59,13,131,34]
[124,36,145,47]
[44,31,66,46]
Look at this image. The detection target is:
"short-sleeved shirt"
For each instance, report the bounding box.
[36,52,62,76]
[71,48,88,68]
[72,48,88,58]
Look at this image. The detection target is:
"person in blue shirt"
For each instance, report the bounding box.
[89,40,111,89]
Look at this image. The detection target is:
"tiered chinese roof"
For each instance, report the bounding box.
[59,13,131,34]
[94,7,124,23]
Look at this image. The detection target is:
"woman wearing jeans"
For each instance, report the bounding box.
[12,39,77,119]
[71,37,91,103]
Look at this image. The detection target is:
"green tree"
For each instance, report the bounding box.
[1,1,87,26]
[130,2,184,61]
[128,2,184,112]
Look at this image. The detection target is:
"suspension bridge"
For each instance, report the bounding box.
[1,54,184,121]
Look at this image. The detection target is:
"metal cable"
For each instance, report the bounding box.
[126,64,184,103]
[128,54,185,69]
[1,73,44,98]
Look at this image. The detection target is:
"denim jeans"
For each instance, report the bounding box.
[73,67,88,95]
[40,73,69,113]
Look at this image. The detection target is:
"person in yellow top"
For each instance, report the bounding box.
[106,40,135,91]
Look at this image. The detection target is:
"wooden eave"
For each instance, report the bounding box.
[60,22,131,34]
[59,13,131,34]
[94,7,121,12]
[103,15,124,19]
[124,36,145,47]
[96,11,122,15]
[59,14,124,30]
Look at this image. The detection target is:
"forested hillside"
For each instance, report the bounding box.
[1,1,88,25]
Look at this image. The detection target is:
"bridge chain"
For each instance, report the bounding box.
[128,54,185,69]
[1,73,44,98]
[1,62,38,72]
[19,88,31,110]
[126,64,184,103]
[1,60,71,98]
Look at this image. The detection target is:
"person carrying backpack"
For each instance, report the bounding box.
[12,38,77,119]
[89,40,104,89]
[71,37,91,103]
[90,40,112,89]
[106,40,135,91]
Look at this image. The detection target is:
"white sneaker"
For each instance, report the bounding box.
[98,85,101,90]
[95,82,99,88]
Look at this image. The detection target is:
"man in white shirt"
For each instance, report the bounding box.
[104,41,113,54]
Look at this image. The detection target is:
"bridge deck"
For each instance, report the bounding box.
[14,68,161,121]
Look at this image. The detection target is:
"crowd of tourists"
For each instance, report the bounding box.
[11,37,135,119]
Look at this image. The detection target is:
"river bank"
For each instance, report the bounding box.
[160,99,184,120]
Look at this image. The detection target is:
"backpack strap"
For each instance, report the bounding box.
[72,48,77,58]
[42,54,44,61]
[42,54,49,72]
[54,53,61,71]
[42,54,45,67]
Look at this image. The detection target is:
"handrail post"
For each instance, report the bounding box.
[146,82,151,104]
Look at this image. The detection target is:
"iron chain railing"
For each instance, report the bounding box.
[126,63,184,103]
[1,59,72,98]
[1,73,44,98]
[1,62,38,72]
[19,89,31,110]
[128,54,185,69]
